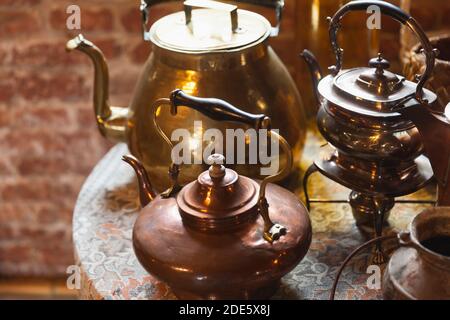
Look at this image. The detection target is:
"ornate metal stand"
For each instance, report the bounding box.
[303,163,436,264]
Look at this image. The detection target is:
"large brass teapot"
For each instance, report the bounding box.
[122,92,311,299]
[66,0,307,191]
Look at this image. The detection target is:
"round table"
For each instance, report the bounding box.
[73,130,434,300]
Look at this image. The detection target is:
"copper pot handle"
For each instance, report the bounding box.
[140,0,284,40]
[151,89,292,242]
[328,0,438,103]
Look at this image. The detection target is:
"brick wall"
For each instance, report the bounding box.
[0,0,298,277]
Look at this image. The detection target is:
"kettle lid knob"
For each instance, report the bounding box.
[369,53,390,75]
[207,154,226,181]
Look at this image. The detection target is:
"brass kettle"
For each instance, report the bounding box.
[122,91,312,299]
[301,0,450,261]
[66,0,307,191]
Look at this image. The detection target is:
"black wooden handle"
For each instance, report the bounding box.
[169,89,270,129]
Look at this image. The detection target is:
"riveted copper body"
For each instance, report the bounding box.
[66,0,307,191]
[123,92,312,299]
[383,207,450,300]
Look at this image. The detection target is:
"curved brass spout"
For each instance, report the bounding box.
[122,155,157,207]
[66,34,128,142]
[300,49,323,108]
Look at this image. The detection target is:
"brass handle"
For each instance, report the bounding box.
[184,0,238,33]
[140,0,284,40]
[328,0,437,103]
[151,89,292,242]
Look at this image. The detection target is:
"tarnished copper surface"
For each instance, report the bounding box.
[383,207,450,300]
[133,183,311,299]
[121,97,312,299]
[65,1,307,191]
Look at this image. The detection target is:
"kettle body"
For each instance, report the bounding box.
[132,183,311,299]
[123,93,312,299]
[66,0,307,191]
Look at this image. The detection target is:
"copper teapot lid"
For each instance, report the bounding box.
[177,154,260,231]
[331,53,423,112]
[149,0,270,53]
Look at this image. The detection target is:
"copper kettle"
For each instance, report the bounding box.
[122,90,312,299]
[301,0,450,260]
[66,0,307,191]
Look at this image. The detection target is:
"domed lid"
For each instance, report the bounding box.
[325,53,434,113]
[149,0,271,53]
[176,154,259,231]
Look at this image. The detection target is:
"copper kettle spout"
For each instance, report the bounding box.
[122,155,157,207]
[300,49,323,107]
[400,101,450,206]
[66,34,128,142]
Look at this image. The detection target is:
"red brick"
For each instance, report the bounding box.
[0,158,13,175]
[18,72,89,101]
[121,7,141,33]
[0,0,41,5]
[129,41,151,64]
[1,179,79,203]
[0,245,32,264]
[0,225,15,239]
[0,106,11,126]
[90,37,122,59]
[35,203,73,224]
[0,11,40,38]
[12,40,89,66]
[0,47,7,64]
[17,155,69,176]
[0,82,15,103]
[12,106,70,128]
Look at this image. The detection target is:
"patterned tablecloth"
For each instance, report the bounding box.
[73,128,435,300]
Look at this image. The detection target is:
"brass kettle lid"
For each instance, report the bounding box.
[331,53,420,112]
[176,154,259,231]
[149,0,271,53]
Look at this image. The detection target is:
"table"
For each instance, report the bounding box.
[73,129,434,300]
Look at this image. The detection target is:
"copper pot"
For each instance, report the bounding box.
[383,207,450,300]
[331,207,450,300]
[301,0,450,262]
[122,90,312,299]
[403,33,450,111]
[66,0,307,191]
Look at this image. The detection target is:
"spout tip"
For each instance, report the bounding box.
[66,34,92,52]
